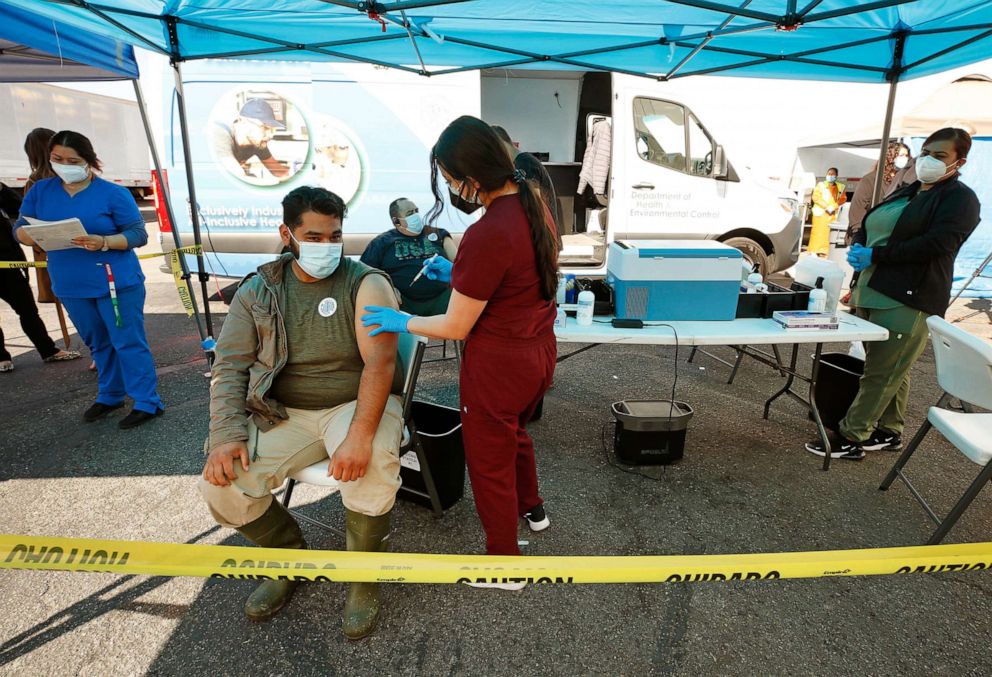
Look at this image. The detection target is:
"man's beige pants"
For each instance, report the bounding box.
[199,395,404,528]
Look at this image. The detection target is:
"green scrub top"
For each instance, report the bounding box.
[851,197,910,311]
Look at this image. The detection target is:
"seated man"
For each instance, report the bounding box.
[360,197,456,316]
[198,186,404,640]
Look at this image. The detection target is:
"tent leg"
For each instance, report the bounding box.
[870,34,906,209]
[170,61,216,344]
[131,79,208,345]
[949,249,992,314]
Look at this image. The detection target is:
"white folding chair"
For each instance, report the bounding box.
[879,316,992,544]
[279,333,430,537]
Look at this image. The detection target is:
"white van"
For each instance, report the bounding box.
[483,70,801,276]
[160,63,800,278]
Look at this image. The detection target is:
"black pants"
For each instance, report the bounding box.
[0,268,57,362]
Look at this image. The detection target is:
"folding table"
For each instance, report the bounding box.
[554,313,889,470]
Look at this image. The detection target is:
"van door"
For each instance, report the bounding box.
[611,88,728,242]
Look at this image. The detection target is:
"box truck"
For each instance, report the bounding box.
[0,83,150,194]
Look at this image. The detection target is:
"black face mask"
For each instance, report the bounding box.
[449,187,482,215]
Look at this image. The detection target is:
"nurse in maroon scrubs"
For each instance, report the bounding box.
[363,116,559,578]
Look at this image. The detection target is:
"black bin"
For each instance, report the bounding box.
[762,282,796,317]
[399,400,465,510]
[789,281,814,310]
[813,353,865,431]
[736,291,764,318]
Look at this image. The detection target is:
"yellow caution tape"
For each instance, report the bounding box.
[0,245,203,269]
[2,534,990,584]
[169,250,195,318]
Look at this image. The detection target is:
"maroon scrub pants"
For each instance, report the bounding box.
[459,332,557,556]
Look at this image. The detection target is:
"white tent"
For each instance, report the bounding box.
[800,74,992,147]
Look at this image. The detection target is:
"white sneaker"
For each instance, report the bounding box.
[464,580,527,591]
[523,504,550,532]
[0,360,12,373]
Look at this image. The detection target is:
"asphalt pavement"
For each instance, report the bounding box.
[2,215,992,675]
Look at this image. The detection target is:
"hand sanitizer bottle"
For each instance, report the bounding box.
[808,276,827,312]
[745,264,763,294]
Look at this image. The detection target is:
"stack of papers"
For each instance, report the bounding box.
[20,217,88,252]
[772,310,840,331]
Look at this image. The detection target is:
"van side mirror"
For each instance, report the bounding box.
[713,145,729,179]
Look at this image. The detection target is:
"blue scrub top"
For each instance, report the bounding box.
[17,177,146,299]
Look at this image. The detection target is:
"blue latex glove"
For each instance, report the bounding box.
[361,306,412,337]
[847,244,874,272]
[421,255,453,283]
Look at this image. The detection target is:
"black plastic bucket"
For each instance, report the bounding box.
[398,400,465,510]
[814,353,864,431]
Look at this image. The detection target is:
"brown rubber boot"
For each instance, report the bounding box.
[236,499,307,622]
[342,509,390,640]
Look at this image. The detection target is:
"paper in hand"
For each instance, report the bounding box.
[21,217,89,252]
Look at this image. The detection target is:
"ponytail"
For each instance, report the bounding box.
[428,115,559,300]
[515,175,559,301]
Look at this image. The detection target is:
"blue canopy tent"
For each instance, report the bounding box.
[0,1,137,80]
[0,0,209,344]
[8,0,991,313]
[4,1,991,81]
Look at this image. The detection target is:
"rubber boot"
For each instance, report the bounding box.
[236,499,307,622]
[342,509,390,640]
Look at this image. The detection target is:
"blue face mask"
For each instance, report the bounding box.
[401,212,424,235]
[826,175,837,184]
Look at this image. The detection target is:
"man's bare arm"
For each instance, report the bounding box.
[329,273,399,481]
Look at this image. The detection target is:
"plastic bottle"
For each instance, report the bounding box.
[808,276,827,312]
[576,290,595,326]
[795,256,844,313]
[554,307,567,329]
[745,264,763,294]
[556,276,567,305]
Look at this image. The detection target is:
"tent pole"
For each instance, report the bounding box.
[871,33,906,209]
[170,60,216,343]
[131,78,208,344]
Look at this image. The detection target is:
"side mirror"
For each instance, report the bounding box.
[713,145,729,179]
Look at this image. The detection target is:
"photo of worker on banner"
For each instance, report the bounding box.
[210,89,310,186]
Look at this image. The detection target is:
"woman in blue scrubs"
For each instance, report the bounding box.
[15,131,164,429]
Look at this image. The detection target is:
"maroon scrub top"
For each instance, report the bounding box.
[451,193,556,342]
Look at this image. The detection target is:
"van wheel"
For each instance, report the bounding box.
[724,237,770,277]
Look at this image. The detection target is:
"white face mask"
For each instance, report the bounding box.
[52,162,89,184]
[893,155,909,170]
[289,231,342,279]
[915,155,959,184]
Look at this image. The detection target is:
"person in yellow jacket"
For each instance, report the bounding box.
[808,167,846,257]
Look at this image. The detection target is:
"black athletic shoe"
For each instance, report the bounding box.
[118,408,163,429]
[804,433,865,460]
[83,401,124,422]
[862,429,903,452]
[523,504,550,532]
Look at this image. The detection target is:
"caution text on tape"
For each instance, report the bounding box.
[2,535,990,585]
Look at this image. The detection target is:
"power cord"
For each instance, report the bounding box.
[597,322,682,479]
[593,320,680,419]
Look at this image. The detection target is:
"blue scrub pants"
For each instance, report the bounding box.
[61,284,164,414]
